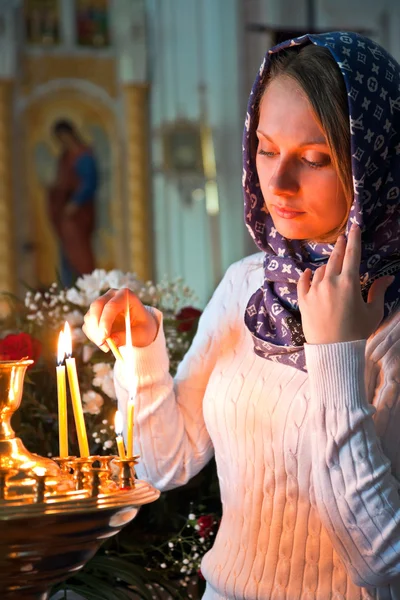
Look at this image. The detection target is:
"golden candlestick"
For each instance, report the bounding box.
[0,358,160,599]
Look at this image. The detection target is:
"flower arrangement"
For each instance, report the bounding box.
[1,269,201,457]
[0,270,220,599]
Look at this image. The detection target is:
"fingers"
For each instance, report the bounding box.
[325,234,347,277]
[312,264,326,285]
[367,276,395,306]
[83,288,131,347]
[297,268,312,299]
[341,223,362,277]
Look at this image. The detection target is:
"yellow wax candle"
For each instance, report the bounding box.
[125,301,136,458]
[64,323,89,458]
[56,331,68,458]
[115,410,126,459]
[56,330,68,458]
[106,337,123,362]
[127,401,134,458]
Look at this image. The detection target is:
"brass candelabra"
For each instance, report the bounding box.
[0,359,160,600]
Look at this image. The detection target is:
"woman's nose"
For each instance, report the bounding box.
[268,159,299,197]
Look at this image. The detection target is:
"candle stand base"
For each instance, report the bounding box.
[0,360,160,599]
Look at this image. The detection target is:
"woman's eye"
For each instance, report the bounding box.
[302,155,331,169]
[258,149,277,157]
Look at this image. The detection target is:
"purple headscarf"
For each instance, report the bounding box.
[243,32,400,372]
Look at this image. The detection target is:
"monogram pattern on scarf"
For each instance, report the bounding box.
[243,32,400,372]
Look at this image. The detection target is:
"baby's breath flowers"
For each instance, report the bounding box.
[149,506,220,586]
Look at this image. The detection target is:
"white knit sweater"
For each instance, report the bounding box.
[115,253,400,600]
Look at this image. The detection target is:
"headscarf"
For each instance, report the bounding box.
[243,31,400,372]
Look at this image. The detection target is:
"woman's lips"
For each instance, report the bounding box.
[273,205,305,219]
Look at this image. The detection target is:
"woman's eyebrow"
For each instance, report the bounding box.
[256,129,329,148]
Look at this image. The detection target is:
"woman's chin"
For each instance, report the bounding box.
[273,222,313,240]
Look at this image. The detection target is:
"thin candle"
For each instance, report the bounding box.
[64,322,90,458]
[125,300,135,457]
[56,330,68,458]
[115,410,126,459]
[127,401,134,458]
[106,337,123,362]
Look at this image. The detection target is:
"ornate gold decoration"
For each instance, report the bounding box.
[21,55,118,98]
[0,358,160,598]
[123,84,153,281]
[0,81,15,293]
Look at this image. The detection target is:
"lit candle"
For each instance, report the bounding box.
[115,410,126,459]
[64,322,90,458]
[127,401,134,458]
[56,330,68,458]
[125,301,135,457]
[106,337,123,362]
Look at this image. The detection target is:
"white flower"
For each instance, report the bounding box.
[82,344,96,363]
[92,362,116,399]
[103,440,114,449]
[75,270,109,304]
[65,310,84,327]
[72,327,87,345]
[105,269,126,289]
[66,287,86,306]
[82,390,104,415]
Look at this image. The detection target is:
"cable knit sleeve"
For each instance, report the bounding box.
[304,330,400,588]
[114,263,238,492]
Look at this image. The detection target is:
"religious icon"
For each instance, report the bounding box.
[46,120,99,286]
[24,0,60,46]
[162,121,204,176]
[75,0,110,47]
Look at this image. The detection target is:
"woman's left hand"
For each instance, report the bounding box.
[297,223,394,344]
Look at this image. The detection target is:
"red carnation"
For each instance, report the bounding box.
[175,307,202,333]
[197,515,215,539]
[0,333,42,368]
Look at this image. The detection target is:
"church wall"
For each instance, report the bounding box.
[146,0,245,307]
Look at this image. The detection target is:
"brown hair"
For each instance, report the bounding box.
[258,44,352,243]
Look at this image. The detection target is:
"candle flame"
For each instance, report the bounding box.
[114,410,123,436]
[57,331,65,365]
[63,322,72,357]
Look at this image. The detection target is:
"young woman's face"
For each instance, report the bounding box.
[256,76,348,241]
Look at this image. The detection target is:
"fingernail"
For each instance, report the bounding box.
[99,343,110,353]
[351,222,359,231]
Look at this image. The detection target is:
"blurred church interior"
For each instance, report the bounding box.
[0,0,399,306]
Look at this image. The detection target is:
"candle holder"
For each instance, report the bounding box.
[0,360,160,599]
[113,456,139,489]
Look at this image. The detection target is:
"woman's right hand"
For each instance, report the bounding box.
[82,288,158,351]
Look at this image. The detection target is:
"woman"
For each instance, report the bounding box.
[84,32,400,599]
